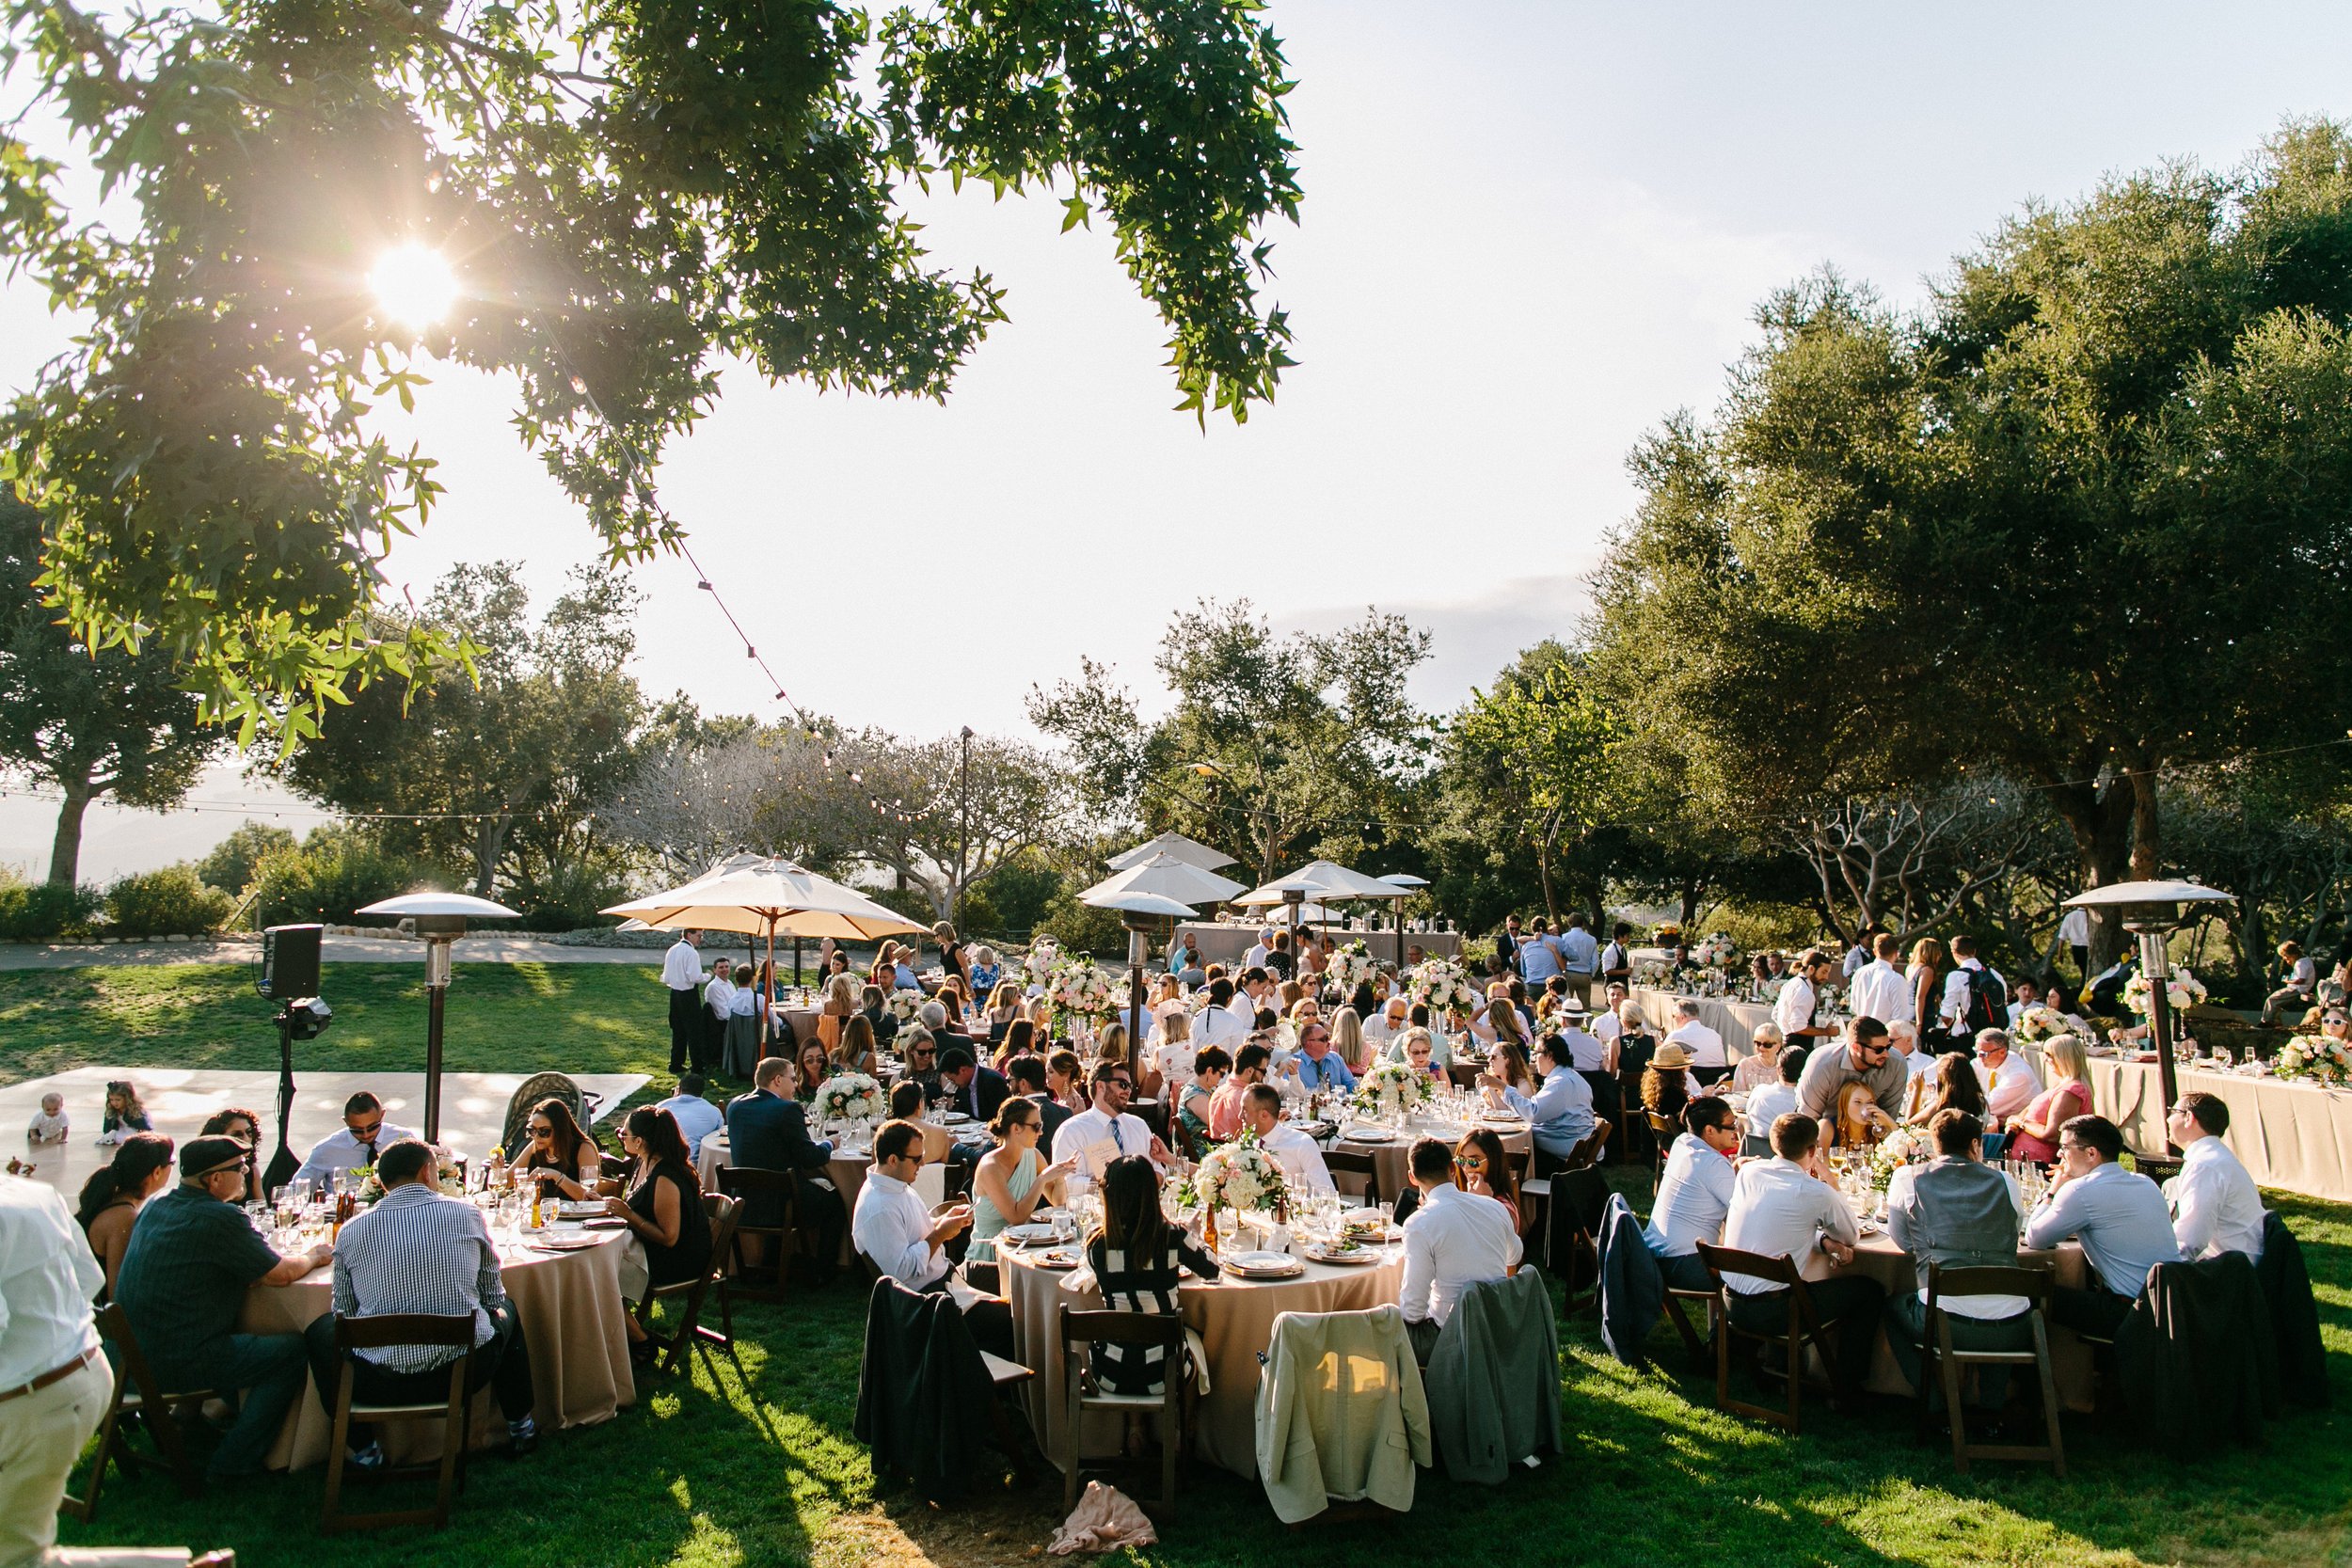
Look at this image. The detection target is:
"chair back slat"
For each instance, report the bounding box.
[1927,1263,2048,1304]
[1060,1305,1185,1349]
[1321,1148,1384,1207]
[336,1312,476,1352]
[1694,1242,1801,1289]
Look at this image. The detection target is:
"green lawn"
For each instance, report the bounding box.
[9,964,2350,1568]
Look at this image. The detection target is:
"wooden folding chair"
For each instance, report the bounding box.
[638,1194,743,1380]
[1563,1116,1613,1172]
[1322,1148,1383,1209]
[1692,1242,1836,1433]
[1645,1112,1677,1191]
[63,1304,212,1521]
[1920,1264,2066,1478]
[1057,1306,1187,1513]
[320,1312,477,1533]
[716,1166,799,1303]
[1445,1064,1484,1091]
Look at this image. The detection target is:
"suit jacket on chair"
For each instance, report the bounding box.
[1425,1266,1561,1483]
[1254,1304,1431,1523]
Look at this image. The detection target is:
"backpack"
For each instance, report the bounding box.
[1960,966,2008,1036]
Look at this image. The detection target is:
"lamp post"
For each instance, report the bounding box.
[2061,880,2235,1157]
[356,892,521,1145]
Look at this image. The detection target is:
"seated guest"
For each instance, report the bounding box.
[893,946,921,991]
[1086,1156,1218,1400]
[1645,1100,1741,1293]
[984,980,1024,1041]
[893,1032,944,1104]
[1888,1022,1934,1117]
[1664,1000,1729,1085]
[727,1056,845,1278]
[2004,1035,2090,1164]
[1006,1054,1073,1148]
[887,1083,955,1164]
[1364,994,1408,1053]
[1971,1030,2041,1130]
[1142,1007,1192,1097]
[1642,1042,1702,1123]
[920,999,971,1054]
[76,1132,175,1294]
[1882,1109,2031,1411]
[116,1136,332,1480]
[853,1119,1013,1357]
[967,1098,1073,1262]
[1614,1004,1660,1084]
[856,982,898,1048]
[1488,1038,1540,1098]
[1730,1025,1785,1094]
[1793,1017,1904,1148]
[603,1108,713,1363]
[1179,1047,1231,1147]
[2023,1115,2182,1337]
[992,1017,1040,1073]
[723,962,762,1079]
[1051,1061,1172,1172]
[513,1098,604,1199]
[655,1074,724,1161]
[794,1039,831,1105]
[1243,1085,1334,1194]
[98,1079,152,1145]
[197,1106,264,1201]
[27,1087,69,1143]
[1398,1136,1521,1362]
[938,1045,1011,1123]
[836,1014,881,1077]
[1046,1048,1088,1115]
[1208,1041,1270,1142]
[1721,1113,1883,1408]
[2163,1093,2265,1263]
[306,1137,539,1466]
[1482,1034,1596,1164]
[1292,1020,1357,1094]
[1907,1050,1987,1129]
[1454,1128,1523,1232]
[1397,1027,1448,1084]
[293,1091,415,1191]
[1743,1049,1804,1148]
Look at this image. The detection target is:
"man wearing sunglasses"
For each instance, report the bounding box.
[1050,1062,1172,1172]
[293,1091,416,1192]
[1794,1017,1904,1149]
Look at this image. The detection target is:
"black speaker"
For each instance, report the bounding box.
[259,924,324,1001]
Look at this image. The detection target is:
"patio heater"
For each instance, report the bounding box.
[356,892,521,1144]
[1084,890,1198,1051]
[2060,880,2235,1156]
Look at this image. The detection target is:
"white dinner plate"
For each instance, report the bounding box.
[1339,1126,1397,1143]
[1227,1251,1305,1278]
[1004,1223,1059,1243]
[1303,1244,1380,1266]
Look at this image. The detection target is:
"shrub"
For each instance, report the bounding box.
[197,822,297,895]
[0,871,103,942]
[246,824,440,928]
[1032,887,1128,958]
[106,863,235,937]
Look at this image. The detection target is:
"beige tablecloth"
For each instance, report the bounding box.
[240,1227,635,1470]
[1328,1118,1532,1202]
[1845,1234,2092,1410]
[2082,1056,2352,1201]
[1633,990,1774,1062]
[694,1133,876,1262]
[1004,1243,1407,1478]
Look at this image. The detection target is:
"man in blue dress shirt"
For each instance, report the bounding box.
[1480,1034,1594,1164]
[1644,1098,1743,1293]
[2022,1115,2182,1337]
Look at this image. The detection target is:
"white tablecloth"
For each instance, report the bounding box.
[2081,1055,2352,1201]
[1633,990,1774,1061]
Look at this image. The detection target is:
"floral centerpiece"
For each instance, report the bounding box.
[1050,956,1118,1026]
[1867,1126,1924,1195]
[883,989,924,1025]
[815,1071,886,1123]
[2013,1004,2070,1045]
[1633,959,1673,988]
[1326,940,1380,995]
[1184,1136,1290,1215]
[2122,965,2207,1017]
[1023,940,1060,989]
[1692,932,1738,969]
[2274,1033,2352,1087]
[354,1148,468,1204]
[1353,1060,1437,1121]
[1407,956,1481,1013]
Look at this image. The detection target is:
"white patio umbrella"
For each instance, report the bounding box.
[1106,831,1239,873]
[1078,852,1248,910]
[1079,886,1200,1054]
[1234,860,1409,956]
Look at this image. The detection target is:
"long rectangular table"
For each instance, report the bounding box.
[1632,989,1774,1062]
[1174,923,1461,969]
[2081,1055,2352,1202]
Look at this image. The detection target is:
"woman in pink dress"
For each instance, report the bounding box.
[2005,1034,2091,1164]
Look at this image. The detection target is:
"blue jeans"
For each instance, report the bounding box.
[162,1332,309,1478]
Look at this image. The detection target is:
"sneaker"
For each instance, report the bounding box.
[507,1417,539,1457]
[345,1440,387,1472]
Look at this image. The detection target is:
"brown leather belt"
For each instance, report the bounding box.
[0,1343,102,1403]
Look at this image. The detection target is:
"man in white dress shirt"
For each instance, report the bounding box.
[1244,928,1276,971]
[1773,948,1837,1043]
[852,1121,1014,1356]
[0,1174,110,1566]
[294,1091,419,1191]
[661,928,705,1074]
[1397,1137,1521,1361]
[1847,933,1912,1025]
[1591,983,1629,1052]
[1243,1085,1334,1195]
[1645,1099,1742,1292]
[2162,1094,2265,1262]
[1195,977,1251,1048]
[1052,1060,1171,1173]
[1973,1031,2042,1127]
[1721,1112,1883,1406]
[1664,999,1728,1083]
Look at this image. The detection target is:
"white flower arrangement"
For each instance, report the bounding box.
[354,1146,469,1205]
[2273,1034,2352,1087]
[2122,965,2207,1017]
[1326,940,1381,995]
[1633,959,1673,988]
[1023,940,1061,988]
[815,1072,886,1122]
[1408,957,1481,1014]
[1050,956,1118,1023]
[1868,1126,1924,1193]
[2013,1004,2069,1045]
[883,990,924,1025]
[1692,932,1738,968]
[1189,1137,1290,1214]
[1353,1059,1436,1120]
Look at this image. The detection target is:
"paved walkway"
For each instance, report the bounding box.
[0,933,671,970]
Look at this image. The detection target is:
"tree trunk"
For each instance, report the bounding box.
[47,777,94,887]
[2127,766,2162,880]
[2046,774,2135,971]
[1678,876,1705,929]
[470,812,512,898]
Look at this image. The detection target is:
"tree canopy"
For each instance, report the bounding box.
[0,0,1302,741]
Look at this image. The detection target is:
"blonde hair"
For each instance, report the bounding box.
[1400,1027,1435,1060]
[1329,1007,1365,1069]
[1752,1022,1785,1052]
[2042,1033,2088,1083]
[1909,937,1946,970]
[1160,1009,1192,1046]
[1096,1022,1129,1065]
[826,974,857,1010]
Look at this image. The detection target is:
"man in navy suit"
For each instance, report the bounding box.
[725,1056,844,1280]
[1005,1055,1071,1147]
[938,1045,1010,1123]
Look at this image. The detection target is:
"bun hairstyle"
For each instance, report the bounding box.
[76,1132,176,1231]
[989,1096,1041,1140]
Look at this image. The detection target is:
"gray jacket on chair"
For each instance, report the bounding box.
[1425,1265,1561,1483]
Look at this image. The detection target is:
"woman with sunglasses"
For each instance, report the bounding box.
[510,1098,604,1198]
[1454,1128,1523,1232]
[199,1105,266,1202]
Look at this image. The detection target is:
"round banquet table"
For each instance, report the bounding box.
[1003,1241,1407,1479]
[694,1132,876,1263]
[239,1224,634,1471]
[1846,1233,2095,1410]
[1327,1117,1533,1200]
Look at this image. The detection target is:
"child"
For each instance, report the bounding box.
[97,1080,151,1146]
[27,1091,69,1143]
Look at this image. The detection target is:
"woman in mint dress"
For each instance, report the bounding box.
[967,1097,1072,1263]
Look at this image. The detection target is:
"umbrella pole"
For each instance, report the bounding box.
[764,921,776,1055]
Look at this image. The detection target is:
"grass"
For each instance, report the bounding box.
[9,963,2352,1568]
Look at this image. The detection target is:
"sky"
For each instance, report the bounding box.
[7,0,2352,879]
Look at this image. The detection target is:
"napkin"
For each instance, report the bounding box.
[1051,1482,1158,1555]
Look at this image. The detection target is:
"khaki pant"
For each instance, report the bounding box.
[0,1351,109,1568]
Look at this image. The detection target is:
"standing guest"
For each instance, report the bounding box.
[1743,1050,1804,1148]
[939,1046,1011,1123]
[0,1171,111,1567]
[1453,1128,1523,1231]
[2058,905,2090,980]
[97,1080,151,1146]
[934,921,971,998]
[511,1098,605,1199]
[76,1132,175,1294]
[1882,1109,2032,1410]
[855,981,897,1049]
[1721,1113,1883,1407]
[2162,1093,2265,1263]
[795,1038,833,1105]
[1085,1157,1217,1397]
[836,1013,881,1076]
[723,962,763,1080]
[1178,1047,1231,1147]
[606,1108,713,1362]
[729,1056,844,1276]
[1557,912,1601,1008]
[1052,1061,1172,1171]
[1939,937,2007,1054]
[1292,1020,1357,1094]
[198,1106,266,1202]
[1482,1034,1596,1165]
[1794,1017,1905,1148]
[1397,1136,1521,1363]
[1664,999,1730,1082]
[662,927,705,1075]
[1208,1041,1270,1141]
[1908,1051,1988,1129]
[306,1137,539,1467]
[1773,950,1837,1045]
[1195,977,1248,1049]
[1906,938,1947,1052]
[116,1136,330,1480]
[1972,1030,2042,1130]
[1243,1085,1334,1194]
[656,1073,725,1160]
[1518,917,1565,986]
[704,958,738,1071]
[2004,1035,2091,1165]
[294,1091,417,1191]
[966,1099,1073,1264]
[1645,1100,1742,1291]
[1730,1024,1786,1094]
[1006,1055,1073,1149]
[1600,922,1635,992]
[2023,1116,2182,1337]
[2263,941,2318,1024]
[26,1090,69,1144]
[1849,933,1913,1024]
[1495,915,1523,978]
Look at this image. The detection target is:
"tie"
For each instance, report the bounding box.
[1111,1118,1128,1154]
